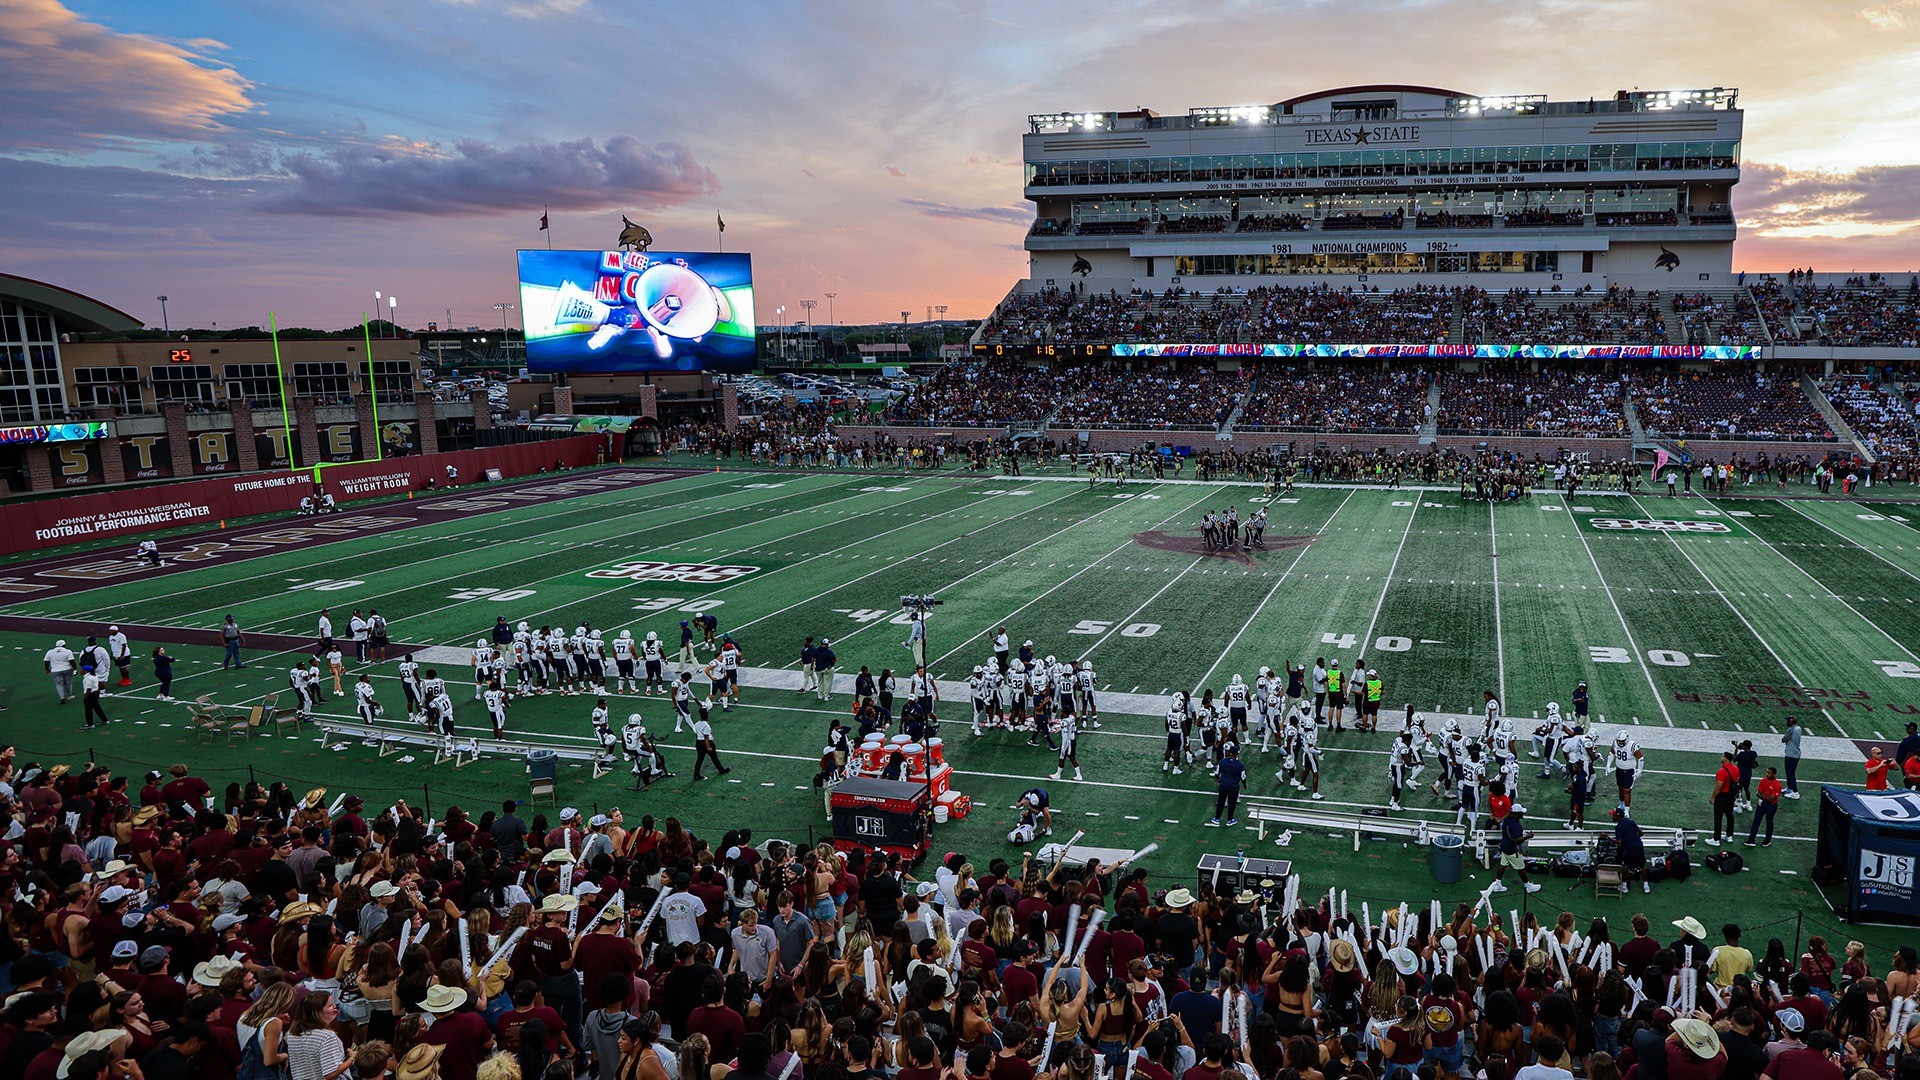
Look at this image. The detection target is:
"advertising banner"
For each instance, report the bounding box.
[0,436,604,556]
[120,435,172,481]
[191,430,240,475]
[0,421,110,445]
[51,441,103,487]
[1115,343,1764,361]
[517,249,756,373]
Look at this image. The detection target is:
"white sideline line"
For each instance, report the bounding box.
[1489,502,1506,703]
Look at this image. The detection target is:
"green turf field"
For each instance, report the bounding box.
[5,461,1919,952]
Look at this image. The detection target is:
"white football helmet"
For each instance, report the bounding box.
[646,631,657,641]
[620,630,632,639]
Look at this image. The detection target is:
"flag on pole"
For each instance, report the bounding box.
[717,213,726,233]
[1653,449,1669,475]
[538,211,549,231]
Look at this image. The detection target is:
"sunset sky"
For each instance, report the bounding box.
[3,0,1919,333]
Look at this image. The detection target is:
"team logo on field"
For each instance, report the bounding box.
[586,561,759,584]
[1132,530,1319,567]
[1588,518,1731,534]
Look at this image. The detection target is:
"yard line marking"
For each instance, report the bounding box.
[1488,502,1506,702]
[1567,490,1675,727]
[50,469,749,617]
[1778,500,1920,587]
[1194,489,1357,692]
[1075,554,1207,661]
[1725,501,1920,666]
[1359,495,1420,660]
[923,488,1218,671]
[1626,493,1848,736]
[618,476,1082,638]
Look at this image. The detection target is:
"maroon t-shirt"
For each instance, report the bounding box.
[684,1003,745,1065]
[495,1005,565,1053]
[1000,963,1038,1010]
[421,1010,492,1080]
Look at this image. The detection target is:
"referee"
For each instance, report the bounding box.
[691,707,730,780]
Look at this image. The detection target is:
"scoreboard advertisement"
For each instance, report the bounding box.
[517,250,757,373]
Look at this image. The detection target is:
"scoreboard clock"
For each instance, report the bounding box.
[169,348,193,363]
[972,342,1114,360]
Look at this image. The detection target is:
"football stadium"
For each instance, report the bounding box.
[6,70,1920,1080]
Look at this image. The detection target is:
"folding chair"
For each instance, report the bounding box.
[226,706,262,746]
[1595,863,1625,898]
[194,711,224,745]
[271,697,303,736]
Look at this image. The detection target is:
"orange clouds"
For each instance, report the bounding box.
[0,0,253,150]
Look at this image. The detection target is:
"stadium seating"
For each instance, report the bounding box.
[1794,280,1920,347]
[1438,368,1626,436]
[1050,363,1245,429]
[1821,373,1920,458]
[1459,286,1669,345]
[1631,371,1835,440]
[1236,362,1430,432]
[1242,285,1453,344]
[885,358,1069,426]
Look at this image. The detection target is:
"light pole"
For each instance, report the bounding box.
[156,296,169,336]
[374,291,383,337]
[824,293,836,326]
[935,305,948,356]
[775,305,786,362]
[901,311,911,357]
[388,296,398,337]
[493,303,515,359]
[800,300,817,363]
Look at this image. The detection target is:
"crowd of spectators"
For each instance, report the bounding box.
[884,359,1070,427]
[1744,280,1797,343]
[1322,210,1405,231]
[1460,287,1669,346]
[6,746,1920,1080]
[1632,372,1836,441]
[1235,214,1308,233]
[1242,286,1453,344]
[1502,209,1585,228]
[1437,368,1626,436]
[1157,215,1231,235]
[1820,374,1920,459]
[1795,283,1920,348]
[1594,210,1679,226]
[1236,363,1431,432]
[1415,212,1493,230]
[1050,364,1246,429]
[980,290,1077,343]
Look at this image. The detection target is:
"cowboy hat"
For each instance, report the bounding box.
[421,985,469,1014]
[1163,888,1195,909]
[47,764,70,780]
[538,894,579,914]
[1525,948,1549,972]
[541,848,576,865]
[1672,1018,1723,1060]
[1330,939,1357,972]
[304,788,327,807]
[1672,916,1708,940]
[397,1043,447,1080]
[98,859,132,878]
[194,956,240,987]
[132,806,162,826]
[58,1030,127,1079]
[1233,889,1258,906]
[1387,947,1419,976]
[278,901,322,923]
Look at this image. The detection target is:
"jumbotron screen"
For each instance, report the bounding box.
[516,250,757,373]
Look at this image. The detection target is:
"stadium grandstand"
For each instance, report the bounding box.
[835,85,1920,482]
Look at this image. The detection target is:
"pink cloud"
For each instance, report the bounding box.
[0,0,254,150]
[886,166,906,178]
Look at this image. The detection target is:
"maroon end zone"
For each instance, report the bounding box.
[0,467,695,602]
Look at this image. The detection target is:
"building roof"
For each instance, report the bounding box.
[1275,84,1473,108]
[0,273,143,334]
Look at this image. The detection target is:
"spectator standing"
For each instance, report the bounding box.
[1208,744,1243,827]
[1781,717,1803,799]
[43,639,76,703]
[1747,768,1782,847]
[1708,752,1740,846]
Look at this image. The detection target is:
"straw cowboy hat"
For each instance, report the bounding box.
[193,956,241,987]
[1672,916,1708,940]
[541,848,576,865]
[538,893,579,914]
[397,1043,447,1080]
[421,986,468,1014]
[1330,939,1358,972]
[1672,1018,1723,1060]
[304,788,327,808]
[1162,888,1195,908]
[278,901,323,923]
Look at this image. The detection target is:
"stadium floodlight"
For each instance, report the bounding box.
[1447,94,1546,117]
[1028,111,1113,133]
[1190,105,1274,126]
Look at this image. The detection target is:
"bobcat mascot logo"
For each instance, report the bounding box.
[619,216,653,252]
[1654,246,1680,272]
[1070,255,1093,277]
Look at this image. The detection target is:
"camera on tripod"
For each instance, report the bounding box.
[900,594,943,612]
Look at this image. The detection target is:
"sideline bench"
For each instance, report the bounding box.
[315,716,618,777]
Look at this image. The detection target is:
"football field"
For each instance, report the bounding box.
[4,461,1918,949]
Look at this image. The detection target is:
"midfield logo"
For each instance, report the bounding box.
[1588,518,1732,533]
[586,561,759,584]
